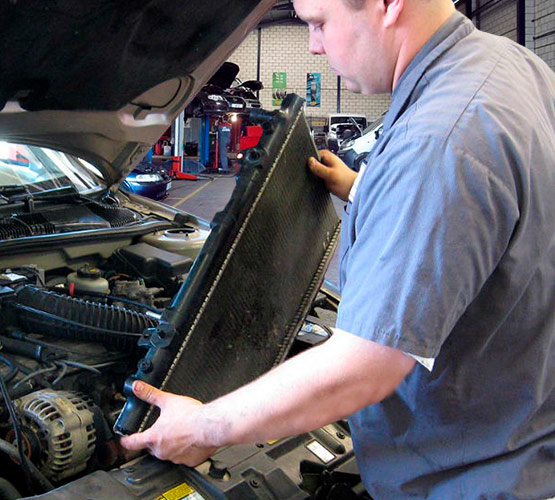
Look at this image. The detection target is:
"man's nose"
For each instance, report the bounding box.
[308,31,324,55]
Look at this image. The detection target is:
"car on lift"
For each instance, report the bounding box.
[185,62,248,118]
[184,83,232,118]
[0,2,364,500]
[227,78,264,109]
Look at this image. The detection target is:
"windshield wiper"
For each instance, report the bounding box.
[25,185,79,201]
[0,185,79,211]
[4,185,78,201]
[0,185,30,197]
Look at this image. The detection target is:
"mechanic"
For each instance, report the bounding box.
[121,0,555,498]
[217,115,232,174]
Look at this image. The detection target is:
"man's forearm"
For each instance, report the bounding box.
[200,330,415,448]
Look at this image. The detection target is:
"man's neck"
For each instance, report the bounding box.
[391,4,456,90]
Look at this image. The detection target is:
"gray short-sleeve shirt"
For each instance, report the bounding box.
[337,13,555,499]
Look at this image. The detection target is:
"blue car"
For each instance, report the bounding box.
[121,161,172,200]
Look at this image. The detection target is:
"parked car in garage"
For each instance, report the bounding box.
[337,117,384,171]
[324,113,367,153]
[121,161,172,200]
[0,2,363,500]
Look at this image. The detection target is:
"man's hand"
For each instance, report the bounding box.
[119,381,219,466]
[309,150,358,201]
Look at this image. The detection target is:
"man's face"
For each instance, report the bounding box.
[294,0,394,94]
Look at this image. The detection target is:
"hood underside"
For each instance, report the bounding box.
[0,0,274,186]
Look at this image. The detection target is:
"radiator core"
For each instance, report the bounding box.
[115,94,341,435]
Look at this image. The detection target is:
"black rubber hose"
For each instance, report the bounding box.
[0,355,18,384]
[0,477,21,500]
[0,372,33,489]
[12,286,157,350]
[70,289,162,314]
[0,438,53,493]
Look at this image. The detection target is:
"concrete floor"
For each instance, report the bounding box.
[165,173,345,286]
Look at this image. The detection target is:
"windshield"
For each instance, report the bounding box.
[0,142,102,194]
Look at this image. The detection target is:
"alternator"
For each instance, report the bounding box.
[15,389,96,482]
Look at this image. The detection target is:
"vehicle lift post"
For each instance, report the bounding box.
[171,111,198,181]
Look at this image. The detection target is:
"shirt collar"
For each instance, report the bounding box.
[383,12,474,132]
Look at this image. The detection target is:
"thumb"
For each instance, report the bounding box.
[119,428,152,451]
[308,156,329,179]
[132,381,166,408]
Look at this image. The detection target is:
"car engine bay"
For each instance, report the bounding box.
[0,190,213,494]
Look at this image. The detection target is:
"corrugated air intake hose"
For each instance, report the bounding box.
[11,286,157,351]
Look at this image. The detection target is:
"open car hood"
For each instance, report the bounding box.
[0,0,274,188]
[207,62,241,89]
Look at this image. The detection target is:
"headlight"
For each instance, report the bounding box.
[134,174,162,182]
[208,94,224,102]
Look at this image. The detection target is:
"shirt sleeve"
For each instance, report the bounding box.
[337,134,519,359]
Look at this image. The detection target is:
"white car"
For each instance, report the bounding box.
[337,117,384,171]
[324,113,367,152]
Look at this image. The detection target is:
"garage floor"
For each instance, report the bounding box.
[165,173,344,286]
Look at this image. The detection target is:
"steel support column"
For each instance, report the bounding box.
[257,28,262,98]
[465,0,473,19]
[336,76,341,113]
[516,0,525,46]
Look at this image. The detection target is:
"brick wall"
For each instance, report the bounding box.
[475,0,555,71]
[479,0,518,41]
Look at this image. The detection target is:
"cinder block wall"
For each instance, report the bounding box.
[533,0,555,70]
[480,0,518,41]
[228,25,391,123]
[457,0,554,71]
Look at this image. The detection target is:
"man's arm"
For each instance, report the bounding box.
[120,329,415,466]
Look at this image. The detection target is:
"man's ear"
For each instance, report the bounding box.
[383,0,404,27]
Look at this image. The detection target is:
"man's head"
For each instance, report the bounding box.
[293,0,456,94]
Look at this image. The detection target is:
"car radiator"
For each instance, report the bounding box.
[115,94,341,435]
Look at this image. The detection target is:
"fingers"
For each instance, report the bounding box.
[309,150,344,176]
[119,428,153,451]
[132,381,166,408]
[318,149,339,166]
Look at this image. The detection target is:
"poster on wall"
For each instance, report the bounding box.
[272,72,287,106]
[306,73,321,107]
